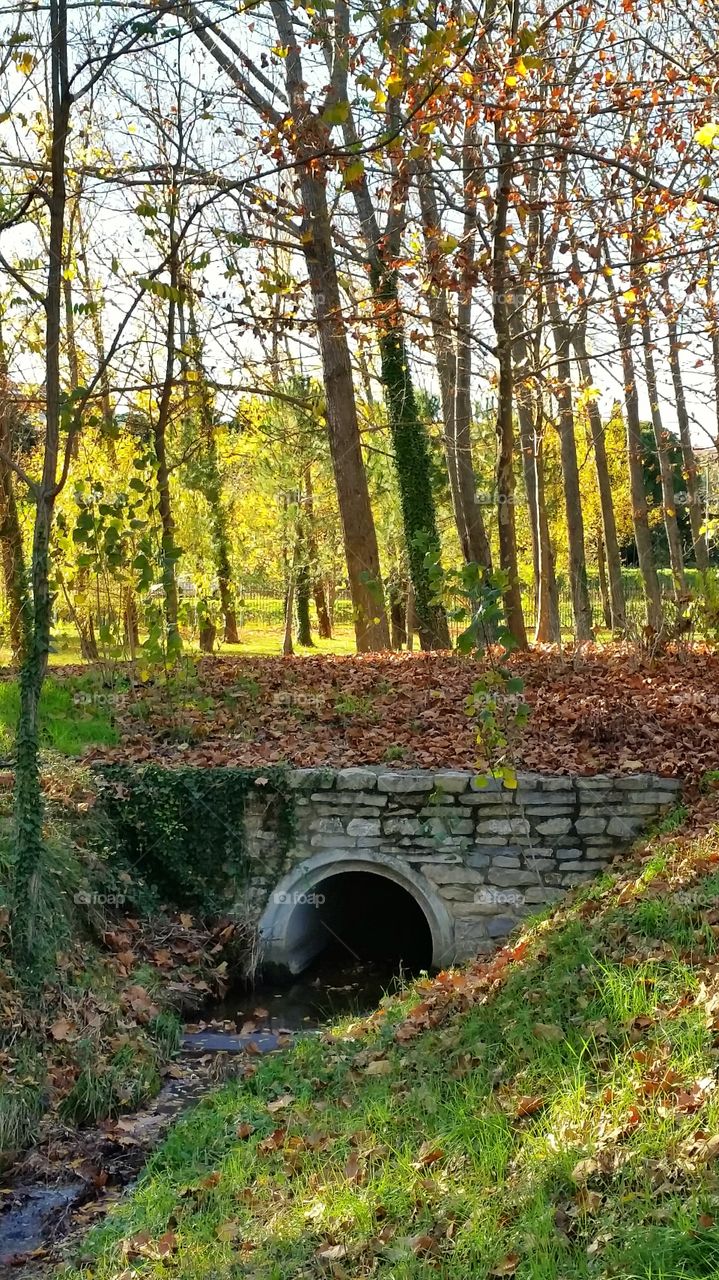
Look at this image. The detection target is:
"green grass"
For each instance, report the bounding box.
[0,677,118,756]
[59,824,719,1280]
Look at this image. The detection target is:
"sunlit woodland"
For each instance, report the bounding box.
[5,2,719,1271]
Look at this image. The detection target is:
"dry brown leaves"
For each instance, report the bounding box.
[82,646,719,780]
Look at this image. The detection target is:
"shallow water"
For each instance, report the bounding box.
[190,952,410,1040]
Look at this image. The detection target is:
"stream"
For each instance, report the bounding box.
[0,954,409,1275]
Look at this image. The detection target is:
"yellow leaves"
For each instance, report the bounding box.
[622,287,638,303]
[695,122,719,149]
[15,51,34,76]
[505,57,530,87]
[386,71,404,98]
[459,70,475,88]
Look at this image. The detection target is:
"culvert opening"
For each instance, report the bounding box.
[204,867,446,1033]
[283,871,434,976]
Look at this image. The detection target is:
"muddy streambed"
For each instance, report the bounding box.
[0,956,405,1275]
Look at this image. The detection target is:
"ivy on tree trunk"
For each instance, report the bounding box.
[373,269,450,652]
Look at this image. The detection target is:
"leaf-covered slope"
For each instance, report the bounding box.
[64,795,719,1280]
[87,647,719,780]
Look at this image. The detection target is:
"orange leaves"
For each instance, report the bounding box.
[514,1094,545,1118]
[88,647,718,783]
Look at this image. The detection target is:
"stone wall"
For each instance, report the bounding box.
[246,767,682,970]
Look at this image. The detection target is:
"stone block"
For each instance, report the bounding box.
[486,915,519,938]
[523,804,576,818]
[521,857,557,873]
[620,792,680,807]
[438,885,476,902]
[534,817,573,836]
[418,804,458,819]
[476,818,530,836]
[538,776,575,791]
[466,851,490,870]
[458,793,506,806]
[347,817,381,836]
[311,791,387,807]
[383,817,423,836]
[433,771,470,794]
[575,817,607,835]
[524,886,565,905]
[469,774,505,792]
[453,918,490,949]
[288,768,334,790]
[309,834,358,849]
[486,868,541,887]
[607,815,643,837]
[614,775,680,791]
[491,854,521,868]
[309,816,346,834]
[422,864,486,885]
[337,768,378,791]
[511,790,543,805]
[558,859,607,872]
[378,772,432,794]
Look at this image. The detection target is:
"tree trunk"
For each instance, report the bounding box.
[510,308,561,644]
[661,276,708,571]
[492,140,528,649]
[373,270,450,650]
[0,360,29,665]
[301,177,388,650]
[282,580,295,656]
[296,563,314,646]
[187,0,389,651]
[544,294,593,643]
[389,579,408,650]
[124,589,140,658]
[606,267,663,632]
[571,325,627,633]
[405,579,417,651]
[596,532,612,629]
[416,160,492,569]
[186,292,239,643]
[313,580,332,639]
[304,465,331,638]
[636,287,687,601]
[152,294,182,659]
[13,0,71,965]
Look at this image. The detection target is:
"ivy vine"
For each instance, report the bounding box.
[93,763,296,911]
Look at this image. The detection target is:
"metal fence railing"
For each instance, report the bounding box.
[237,571,683,640]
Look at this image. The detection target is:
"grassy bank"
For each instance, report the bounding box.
[61,796,719,1279]
[0,760,229,1169]
[0,677,118,756]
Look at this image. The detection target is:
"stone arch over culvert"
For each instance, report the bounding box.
[258,849,455,976]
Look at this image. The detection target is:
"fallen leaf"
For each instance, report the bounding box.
[491,1251,520,1275]
[267,1093,295,1113]
[364,1058,392,1076]
[515,1095,544,1118]
[532,1023,564,1042]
